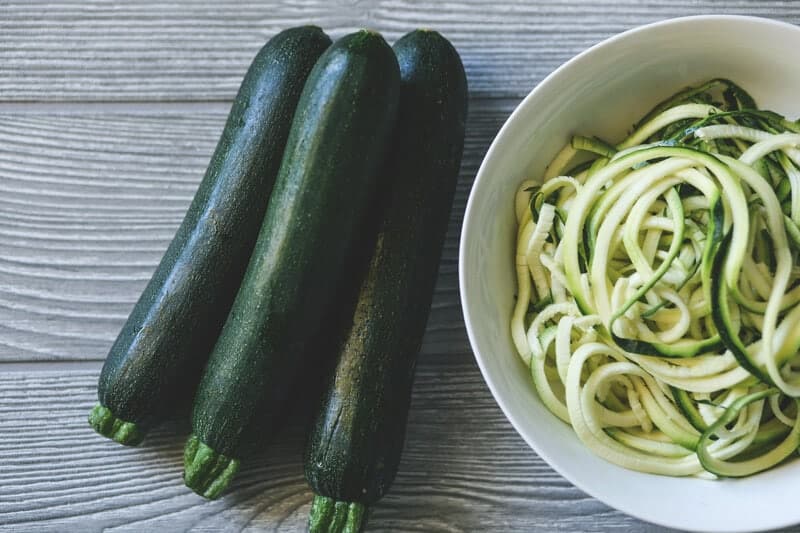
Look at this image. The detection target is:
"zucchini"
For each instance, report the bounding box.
[711,234,772,384]
[512,79,800,478]
[696,389,800,477]
[88,26,331,445]
[304,30,468,533]
[571,135,617,158]
[183,30,401,499]
[670,387,708,432]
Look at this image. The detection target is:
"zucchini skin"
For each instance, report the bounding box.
[304,30,468,531]
[184,30,401,499]
[90,26,332,445]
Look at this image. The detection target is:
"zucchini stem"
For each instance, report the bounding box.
[183,434,240,499]
[88,404,144,446]
[309,494,367,533]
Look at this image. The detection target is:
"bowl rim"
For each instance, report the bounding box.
[459,13,800,532]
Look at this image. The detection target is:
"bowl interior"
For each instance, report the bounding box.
[461,15,800,533]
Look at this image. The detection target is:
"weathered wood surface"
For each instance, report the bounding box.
[2,1,800,532]
[1,1,798,102]
[0,99,511,362]
[0,368,665,533]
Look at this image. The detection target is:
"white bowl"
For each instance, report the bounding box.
[460,15,800,533]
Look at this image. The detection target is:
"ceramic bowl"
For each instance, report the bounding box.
[459,15,800,532]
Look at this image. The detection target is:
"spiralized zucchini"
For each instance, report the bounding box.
[512,79,800,477]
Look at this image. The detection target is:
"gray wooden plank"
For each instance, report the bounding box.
[0,112,218,361]
[0,0,797,102]
[0,366,674,533]
[0,97,510,362]
[3,3,799,532]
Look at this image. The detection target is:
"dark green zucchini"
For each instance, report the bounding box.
[88,26,332,446]
[303,30,468,533]
[183,30,401,499]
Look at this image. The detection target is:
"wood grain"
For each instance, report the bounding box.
[1,1,797,102]
[0,366,671,533]
[0,98,511,362]
[3,2,800,532]
[0,113,214,361]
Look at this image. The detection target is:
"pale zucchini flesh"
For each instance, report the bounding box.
[511,79,800,478]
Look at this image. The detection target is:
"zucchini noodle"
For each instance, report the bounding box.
[511,79,800,477]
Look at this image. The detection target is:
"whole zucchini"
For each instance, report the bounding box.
[303,30,468,533]
[88,26,332,445]
[183,30,401,499]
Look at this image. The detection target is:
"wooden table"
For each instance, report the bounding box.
[2,2,798,531]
